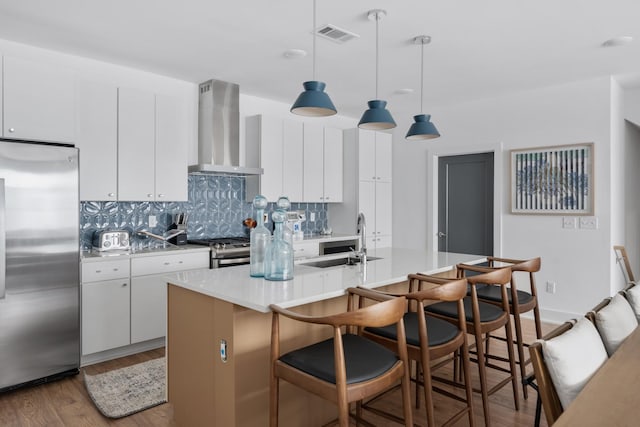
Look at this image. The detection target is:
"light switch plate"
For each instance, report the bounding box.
[579,216,598,229]
[562,217,576,229]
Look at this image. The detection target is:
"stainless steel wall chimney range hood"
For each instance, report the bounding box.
[189,79,263,175]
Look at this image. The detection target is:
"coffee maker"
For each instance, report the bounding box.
[169,212,188,245]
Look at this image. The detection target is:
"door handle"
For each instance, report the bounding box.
[437,231,447,238]
[0,178,6,299]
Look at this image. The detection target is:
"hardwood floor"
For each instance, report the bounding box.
[0,319,554,426]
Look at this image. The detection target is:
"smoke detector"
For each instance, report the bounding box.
[315,24,360,44]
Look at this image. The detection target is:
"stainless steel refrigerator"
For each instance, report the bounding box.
[0,138,80,391]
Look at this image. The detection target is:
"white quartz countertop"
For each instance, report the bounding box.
[81,244,210,262]
[165,247,485,313]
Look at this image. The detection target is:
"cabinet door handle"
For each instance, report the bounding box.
[113,268,119,271]
[108,192,115,197]
[164,262,170,265]
[158,193,165,198]
[8,128,15,133]
[147,193,153,198]
[95,270,102,273]
[178,260,183,264]
[121,283,128,287]
[325,196,330,200]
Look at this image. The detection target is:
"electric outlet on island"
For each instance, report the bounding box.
[546,281,556,294]
[149,215,157,228]
[309,212,316,222]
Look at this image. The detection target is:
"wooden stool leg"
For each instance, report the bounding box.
[512,307,528,399]
[461,339,476,427]
[504,318,520,410]
[474,328,491,427]
[270,377,279,427]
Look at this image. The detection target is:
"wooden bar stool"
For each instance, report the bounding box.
[269,293,413,427]
[463,256,542,399]
[356,276,475,427]
[422,266,520,427]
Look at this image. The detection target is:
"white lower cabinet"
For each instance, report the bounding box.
[81,250,209,358]
[130,251,209,344]
[130,275,167,343]
[81,259,131,355]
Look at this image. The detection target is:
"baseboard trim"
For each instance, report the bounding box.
[81,338,165,367]
[520,308,582,325]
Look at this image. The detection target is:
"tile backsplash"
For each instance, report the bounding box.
[80,175,328,250]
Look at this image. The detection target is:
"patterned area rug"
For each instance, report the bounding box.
[84,357,166,418]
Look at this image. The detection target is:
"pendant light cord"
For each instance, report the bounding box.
[375,12,379,99]
[312,0,316,81]
[420,39,424,113]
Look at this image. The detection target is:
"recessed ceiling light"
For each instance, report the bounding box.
[395,88,414,95]
[602,36,633,47]
[283,49,307,59]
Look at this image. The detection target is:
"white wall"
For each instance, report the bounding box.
[392,77,614,322]
[610,79,626,293]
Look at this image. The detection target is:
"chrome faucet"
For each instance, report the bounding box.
[354,212,367,263]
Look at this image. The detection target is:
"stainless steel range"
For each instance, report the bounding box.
[189,237,250,268]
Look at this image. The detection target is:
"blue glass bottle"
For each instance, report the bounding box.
[250,195,270,277]
[264,209,294,281]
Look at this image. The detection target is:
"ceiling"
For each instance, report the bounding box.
[1,0,640,124]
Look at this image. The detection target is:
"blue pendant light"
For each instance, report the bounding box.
[358,9,396,130]
[291,0,337,117]
[406,35,440,140]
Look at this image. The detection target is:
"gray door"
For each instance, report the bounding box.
[438,152,494,255]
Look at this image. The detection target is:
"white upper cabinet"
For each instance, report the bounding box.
[358,129,391,182]
[117,88,188,202]
[3,56,75,143]
[245,115,284,202]
[118,87,156,201]
[323,127,343,203]
[374,132,393,182]
[303,123,325,202]
[358,129,377,181]
[282,120,304,202]
[303,123,343,203]
[246,115,340,203]
[155,94,188,201]
[76,80,118,201]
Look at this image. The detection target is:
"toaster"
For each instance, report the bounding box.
[92,230,131,251]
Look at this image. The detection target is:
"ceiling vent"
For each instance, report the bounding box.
[315,24,360,44]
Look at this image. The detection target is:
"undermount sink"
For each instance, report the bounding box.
[303,256,381,269]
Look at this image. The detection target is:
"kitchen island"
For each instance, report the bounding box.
[166,247,484,426]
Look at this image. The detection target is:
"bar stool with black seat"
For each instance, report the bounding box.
[269,293,413,427]
[461,256,542,398]
[356,276,475,427]
[422,266,519,427]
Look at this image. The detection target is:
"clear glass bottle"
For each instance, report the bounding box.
[264,209,294,281]
[276,196,294,262]
[250,195,270,277]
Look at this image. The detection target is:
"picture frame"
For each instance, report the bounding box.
[510,143,594,215]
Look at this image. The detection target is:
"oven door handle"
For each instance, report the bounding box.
[217,257,251,266]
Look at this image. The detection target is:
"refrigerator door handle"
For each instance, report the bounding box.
[0,178,5,299]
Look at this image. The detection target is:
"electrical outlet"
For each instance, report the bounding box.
[579,216,598,230]
[546,281,556,294]
[149,215,157,227]
[310,212,316,222]
[562,217,576,229]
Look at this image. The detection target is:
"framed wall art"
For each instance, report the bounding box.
[511,143,594,215]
